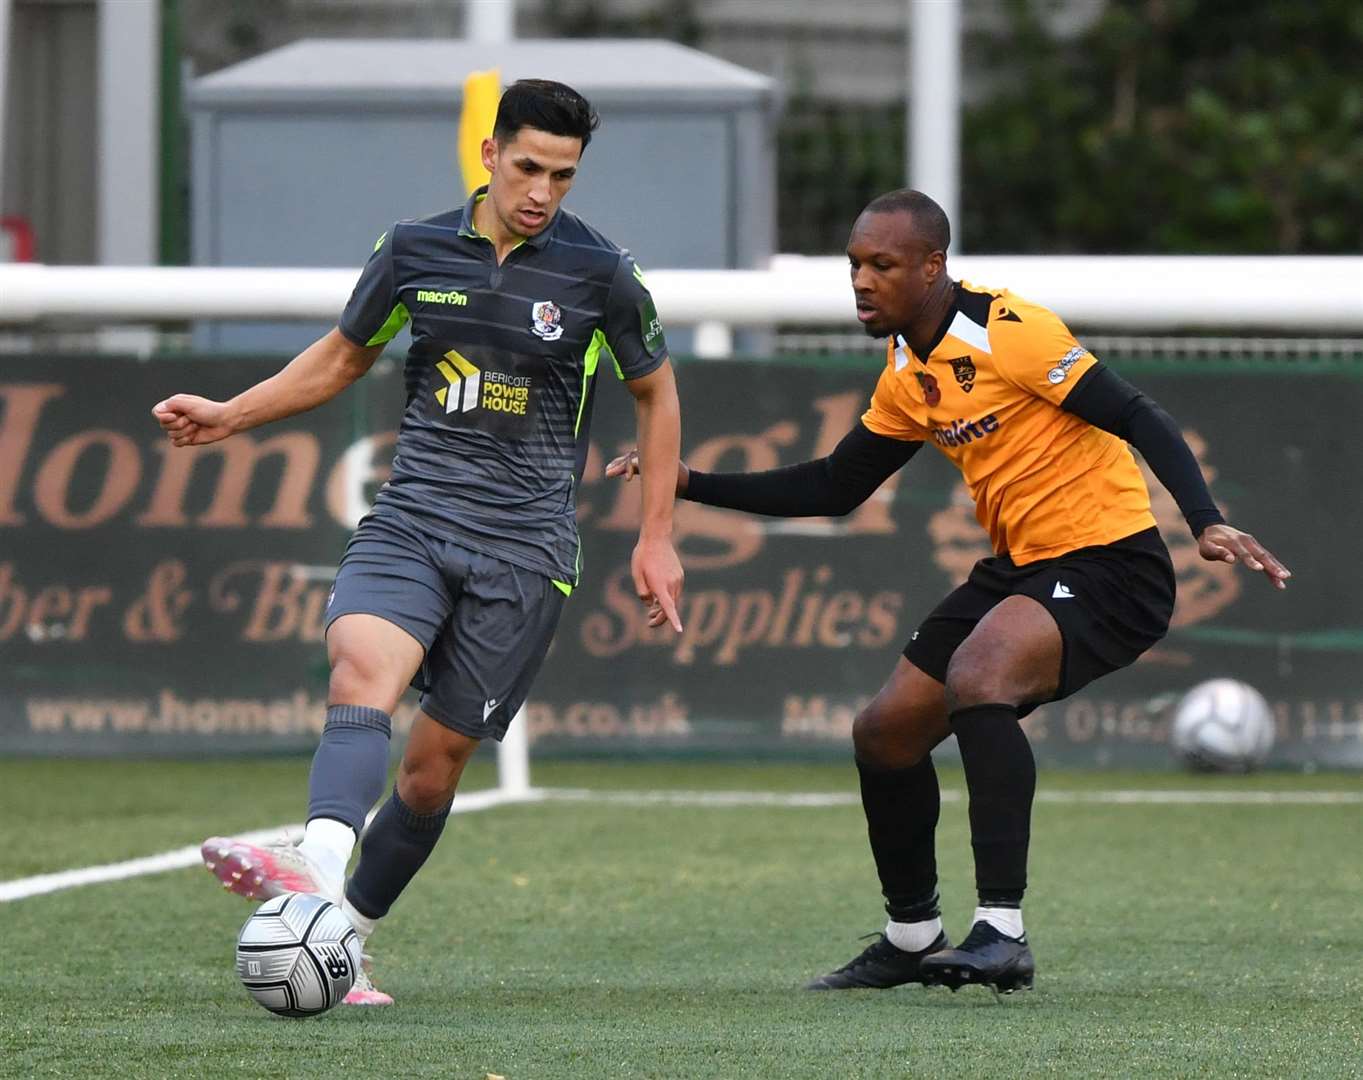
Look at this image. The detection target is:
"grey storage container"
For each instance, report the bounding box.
[189,38,777,352]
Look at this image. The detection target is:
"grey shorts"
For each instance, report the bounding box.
[325,509,566,740]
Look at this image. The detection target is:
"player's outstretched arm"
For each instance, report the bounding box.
[151,329,384,447]
[623,361,685,632]
[606,421,919,519]
[1061,364,1290,589]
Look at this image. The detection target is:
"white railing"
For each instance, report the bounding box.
[2,254,1357,792]
[1,256,1360,357]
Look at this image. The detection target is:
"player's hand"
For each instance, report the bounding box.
[605,448,689,497]
[1198,524,1291,590]
[151,394,236,447]
[631,536,684,632]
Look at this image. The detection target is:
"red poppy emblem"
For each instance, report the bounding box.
[915,370,941,406]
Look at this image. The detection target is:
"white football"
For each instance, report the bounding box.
[236,892,360,1017]
[1170,678,1275,772]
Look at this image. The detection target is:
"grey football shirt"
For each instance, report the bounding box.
[338,186,668,586]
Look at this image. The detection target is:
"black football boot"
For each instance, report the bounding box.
[804,931,950,990]
[918,920,1035,994]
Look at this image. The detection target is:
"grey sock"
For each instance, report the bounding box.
[345,789,452,920]
[306,705,392,835]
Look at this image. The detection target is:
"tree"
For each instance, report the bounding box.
[962,0,1363,253]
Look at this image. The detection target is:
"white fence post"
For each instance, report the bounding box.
[693,321,734,358]
[497,707,531,798]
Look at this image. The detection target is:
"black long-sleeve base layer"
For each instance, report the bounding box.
[684,422,919,517]
[1060,363,1225,537]
[683,361,1223,541]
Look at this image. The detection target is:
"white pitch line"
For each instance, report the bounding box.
[541,787,1363,808]
[0,787,544,904]
[544,788,865,808]
[2,785,1359,904]
[1034,789,1363,805]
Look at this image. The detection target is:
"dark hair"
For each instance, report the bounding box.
[493,79,601,150]
[863,189,951,252]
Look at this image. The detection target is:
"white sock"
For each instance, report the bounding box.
[297,817,355,893]
[974,905,1024,939]
[885,916,944,953]
[342,897,379,942]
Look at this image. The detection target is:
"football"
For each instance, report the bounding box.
[1170,678,1275,772]
[235,892,361,1017]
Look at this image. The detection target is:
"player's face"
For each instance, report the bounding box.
[482,126,583,237]
[846,211,943,337]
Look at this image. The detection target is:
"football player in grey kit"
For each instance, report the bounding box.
[152,80,685,1005]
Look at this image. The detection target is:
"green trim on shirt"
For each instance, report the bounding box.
[365,301,410,346]
[460,194,526,252]
[576,329,607,436]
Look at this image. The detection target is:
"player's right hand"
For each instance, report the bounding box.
[604,448,689,497]
[151,394,235,447]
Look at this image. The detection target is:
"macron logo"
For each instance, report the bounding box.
[417,288,469,306]
[483,698,499,724]
[1052,582,1075,600]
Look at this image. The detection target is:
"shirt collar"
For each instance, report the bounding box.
[898,281,961,363]
[458,185,558,250]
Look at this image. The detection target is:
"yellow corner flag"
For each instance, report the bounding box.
[459,68,501,196]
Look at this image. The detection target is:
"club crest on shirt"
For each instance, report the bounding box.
[530,300,564,341]
[914,370,941,407]
[947,355,977,393]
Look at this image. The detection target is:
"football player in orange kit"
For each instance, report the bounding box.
[608,189,1290,993]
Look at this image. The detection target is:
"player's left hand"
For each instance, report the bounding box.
[1198,524,1291,590]
[632,536,684,632]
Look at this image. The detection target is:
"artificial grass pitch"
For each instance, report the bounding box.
[2,759,1359,1078]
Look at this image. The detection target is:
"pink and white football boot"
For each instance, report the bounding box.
[200,836,340,905]
[343,954,394,1007]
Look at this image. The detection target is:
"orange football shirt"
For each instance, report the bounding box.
[862,281,1156,564]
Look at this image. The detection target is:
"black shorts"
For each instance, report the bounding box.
[324,509,566,740]
[904,527,1175,710]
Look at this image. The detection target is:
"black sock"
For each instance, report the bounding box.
[856,754,942,924]
[949,703,1035,909]
[306,705,391,835]
[345,789,452,920]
